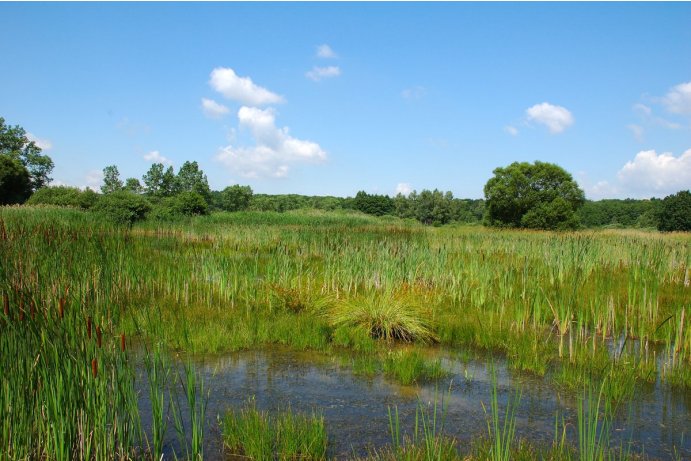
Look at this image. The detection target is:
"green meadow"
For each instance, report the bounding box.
[1,206,689,460]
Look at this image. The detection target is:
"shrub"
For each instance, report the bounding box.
[90,191,151,226]
[27,186,99,209]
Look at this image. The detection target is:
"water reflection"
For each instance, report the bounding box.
[136,347,690,460]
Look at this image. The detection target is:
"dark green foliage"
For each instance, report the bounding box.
[91,191,151,225]
[101,165,124,194]
[0,155,31,204]
[215,184,253,212]
[0,117,54,191]
[26,186,99,209]
[124,177,143,194]
[658,190,691,232]
[171,191,208,216]
[175,161,211,203]
[143,163,177,197]
[250,193,349,212]
[149,192,209,220]
[577,199,661,228]
[484,161,585,230]
[353,191,395,216]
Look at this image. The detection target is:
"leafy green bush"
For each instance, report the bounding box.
[27,186,99,209]
[90,191,151,225]
[149,192,208,220]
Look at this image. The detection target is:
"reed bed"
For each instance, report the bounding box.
[1,206,689,458]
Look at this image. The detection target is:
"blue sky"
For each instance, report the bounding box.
[1,2,690,199]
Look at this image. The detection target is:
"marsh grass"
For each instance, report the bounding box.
[222,398,327,460]
[1,206,689,458]
[482,366,520,461]
[328,292,437,344]
[383,349,450,385]
[383,391,459,461]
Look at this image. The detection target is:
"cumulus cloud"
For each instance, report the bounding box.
[525,102,574,133]
[505,125,519,136]
[216,106,326,179]
[396,183,412,195]
[143,150,173,165]
[401,86,426,100]
[201,98,230,119]
[617,149,691,197]
[661,81,691,115]
[306,66,341,82]
[316,44,337,59]
[209,67,284,106]
[26,132,52,150]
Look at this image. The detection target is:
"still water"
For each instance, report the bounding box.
[136,347,690,460]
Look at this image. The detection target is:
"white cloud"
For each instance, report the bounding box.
[586,180,621,200]
[525,102,574,134]
[396,183,412,195]
[316,44,337,59]
[216,106,326,179]
[505,125,519,136]
[201,98,230,119]
[85,170,103,190]
[209,67,284,106]
[631,101,682,135]
[661,81,691,115]
[26,132,53,150]
[143,150,173,166]
[306,66,341,82]
[401,86,426,100]
[617,149,691,197]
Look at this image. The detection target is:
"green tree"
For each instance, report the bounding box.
[658,190,691,232]
[216,184,253,212]
[124,178,143,194]
[143,163,177,197]
[0,155,32,204]
[0,117,54,191]
[483,161,585,230]
[353,191,394,216]
[101,165,124,194]
[175,161,211,202]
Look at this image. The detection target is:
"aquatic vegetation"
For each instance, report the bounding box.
[383,349,450,385]
[482,367,520,461]
[222,398,327,460]
[1,206,689,459]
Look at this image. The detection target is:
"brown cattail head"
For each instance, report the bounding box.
[96,326,102,348]
[120,333,126,352]
[30,299,35,320]
[18,297,24,321]
[87,316,93,340]
[3,293,9,318]
[91,358,98,378]
[58,297,65,320]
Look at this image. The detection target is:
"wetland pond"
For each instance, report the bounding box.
[135,346,690,460]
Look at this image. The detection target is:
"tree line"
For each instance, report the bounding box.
[2,116,689,231]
